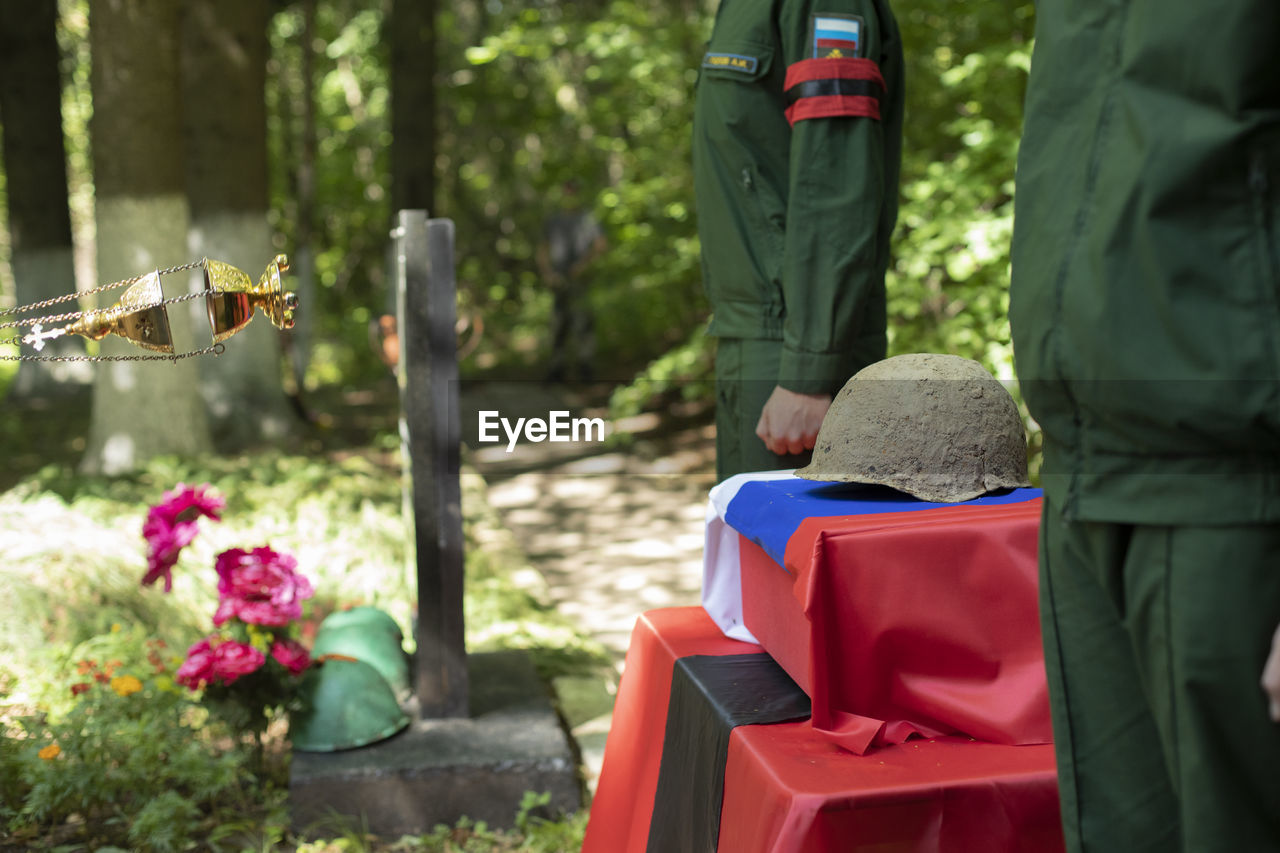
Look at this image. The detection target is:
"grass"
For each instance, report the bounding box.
[0,381,612,851]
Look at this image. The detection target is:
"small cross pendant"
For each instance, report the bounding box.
[23,323,64,352]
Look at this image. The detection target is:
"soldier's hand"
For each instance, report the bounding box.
[1261,622,1280,722]
[755,387,831,457]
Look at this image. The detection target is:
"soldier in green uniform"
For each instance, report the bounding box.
[1010,2,1280,849]
[693,0,904,481]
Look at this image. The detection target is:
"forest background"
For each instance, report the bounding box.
[0,0,1037,846]
[0,0,1038,470]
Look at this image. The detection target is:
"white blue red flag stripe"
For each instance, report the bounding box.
[812,15,861,57]
[702,473,1043,642]
[727,475,1041,565]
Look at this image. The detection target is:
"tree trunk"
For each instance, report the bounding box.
[286,0,318,399]
[80,0,212,475]
[390,0,436,214]
[0,0,91,397]
[182,0,297,449]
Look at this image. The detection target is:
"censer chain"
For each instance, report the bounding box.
[0,342,226,363]
[0,260,207,321]
[0,261,224,361]
[0,276,211,332]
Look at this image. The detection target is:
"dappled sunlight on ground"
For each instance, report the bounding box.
[478,429,716,665]
[462,382,717,795]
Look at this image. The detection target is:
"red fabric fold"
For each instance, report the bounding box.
[585,606,1064,853]
[582,608,757,853]
[784,56,885,88]
[717,726,1064,853]
[785,95,880,124]
[741,499,1052,755]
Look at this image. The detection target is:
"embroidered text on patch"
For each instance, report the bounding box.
[703,52,760,74]
[810,14,862,59]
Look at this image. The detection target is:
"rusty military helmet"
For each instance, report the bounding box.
[795,353,1030,503]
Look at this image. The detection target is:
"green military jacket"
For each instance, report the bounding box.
[693,0,904,394]
[1010,2,1280,524]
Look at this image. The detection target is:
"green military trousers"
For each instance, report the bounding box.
[713,337,812,482]
[1038,498,1280,851]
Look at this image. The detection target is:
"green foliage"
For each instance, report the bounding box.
[889,1,1036,381]
[308,790,587,852]
[2,625,247,851]
[607,322,714,430]
[1,442,604,848]
[268,1,394,387]
[513,790,589,852]
[127,792,202,853]
[0,493,212,715]
[429,0,709,375]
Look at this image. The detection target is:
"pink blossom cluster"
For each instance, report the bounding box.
[213,547,314,628]
[175,635,311,689]
[142,483,225,591]
[141,484,316,692]
[175,636,264,687]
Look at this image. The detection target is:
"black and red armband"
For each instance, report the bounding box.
[783,58,885,125]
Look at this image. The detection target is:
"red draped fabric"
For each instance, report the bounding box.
[584,607,1064,853]
[741,499,1052,754]
[582,608,755,853]
[720,725,1063,853]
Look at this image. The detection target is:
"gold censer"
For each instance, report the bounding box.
[1,255,298,362]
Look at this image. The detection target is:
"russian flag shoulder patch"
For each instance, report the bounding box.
[809,13,863,59]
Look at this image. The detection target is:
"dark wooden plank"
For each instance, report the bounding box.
[395,209,468,718]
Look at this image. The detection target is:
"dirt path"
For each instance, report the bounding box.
[462,381,716,661]
[460,381,717,794]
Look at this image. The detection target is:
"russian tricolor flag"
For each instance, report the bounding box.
[703,472,1042,643]
[812,15,861,57]
[703,472,1052,754]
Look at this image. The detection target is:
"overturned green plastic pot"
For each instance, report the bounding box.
[311,616,410,695]
[290,656,410,752]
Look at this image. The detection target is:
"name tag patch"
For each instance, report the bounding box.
[809,14,863,58]
[702,52,760,74]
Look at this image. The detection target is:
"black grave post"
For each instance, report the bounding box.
[288,214,577,836]
[394,209,468,718]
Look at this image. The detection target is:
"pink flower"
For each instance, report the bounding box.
[212,547,314,627]
[141,484,225,591]
[270,639,312,675]
[175,637,217,689]
[214,640,266,682]
[213,598,280,627]
[175,636,266,690]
